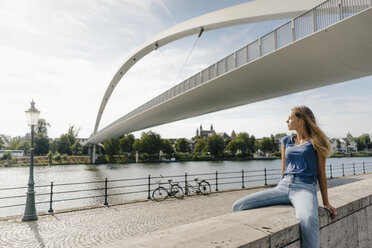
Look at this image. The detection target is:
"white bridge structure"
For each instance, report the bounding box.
[87,0,372,160]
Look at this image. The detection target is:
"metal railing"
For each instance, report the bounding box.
[99,0,372,133]
[0,161,371,217]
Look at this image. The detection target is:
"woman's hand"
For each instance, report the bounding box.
[324,204,337,220]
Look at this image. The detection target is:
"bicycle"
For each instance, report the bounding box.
[152,175,184,201]
[185,178,211,196]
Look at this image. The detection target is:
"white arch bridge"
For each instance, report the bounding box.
[86,0,372,160]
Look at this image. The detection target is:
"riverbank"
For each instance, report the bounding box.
[1,151,371,167]
[0,155,89,167]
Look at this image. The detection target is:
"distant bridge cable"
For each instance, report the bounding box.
[174,27,204,84]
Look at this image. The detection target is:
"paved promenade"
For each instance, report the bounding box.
[0,174,370,248]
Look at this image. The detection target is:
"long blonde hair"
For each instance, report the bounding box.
[292,106,331,158]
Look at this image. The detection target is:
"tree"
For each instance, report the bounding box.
[176,138,190,153]
[224,137,232,149]
[34,135,50,155]
[36,119,51,136]
[57,134,72,155]
[49,139,58,154]
[120,134,135,153]
[104,138,120,159]
[71,140,83,155]
[8,137,21,150]
[161,139,174,154]
[17,140,31,155]
[133,139,143,152]
[352,134,371,151]
[194,139,208,153]
[207,134,224,157]
[66,125,80,146]
[260,137,275,153]
[336,139,341,151]
[236,132,256,154]
[0,136,4,150]
[226,139,244,155]
[140,131,162,154]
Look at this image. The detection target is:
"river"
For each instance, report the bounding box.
[1,157,371,218]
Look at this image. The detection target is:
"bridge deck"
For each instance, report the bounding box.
[88,4,372,144]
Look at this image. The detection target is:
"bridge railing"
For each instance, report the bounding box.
[0,161,371,218]
[97,0,371,133]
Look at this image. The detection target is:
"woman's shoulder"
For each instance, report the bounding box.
[280,135,293,146]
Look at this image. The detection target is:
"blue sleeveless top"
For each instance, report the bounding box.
[280,135,318,184]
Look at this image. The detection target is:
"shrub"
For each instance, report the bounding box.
[61,154,68,162]
[95,155,107,164]
[53,153,61,162]
[47,151,53,165]
[1,152,12,161]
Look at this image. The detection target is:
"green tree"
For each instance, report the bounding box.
[194,139,208,153]
[176,138,190,153]
[1,151,12,160]
[236,132,256,154]
[17,140,30,155]
[66,125,80,146]
[104,138,120,159]
[336,139,341,151]
[224,137,232,149]
[49,139,58,154]
[207,134,224,157]
[34,134,50,155]
[259,137,275,153]
[133,139,143,152]
[36,118,51,136]
[71,140,83,155]
[226,139,244,155]
[57,134,72,155]
[120,134,135,153]
[140,131,162,155]
[161,139,174,154]
[47,151,53,165]
[8,137,21,150]
[0,136,4,150]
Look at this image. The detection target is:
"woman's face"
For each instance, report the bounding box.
[286,110,302,131]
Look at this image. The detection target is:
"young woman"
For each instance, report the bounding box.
[232,106,337,248]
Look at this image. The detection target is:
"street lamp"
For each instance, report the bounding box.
[22,100,40,222]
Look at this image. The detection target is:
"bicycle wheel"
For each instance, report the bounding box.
[199,181,211,195]
[171,184,184,199]
[152,187,168,201]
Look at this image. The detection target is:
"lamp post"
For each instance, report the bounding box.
[22,100,40,222]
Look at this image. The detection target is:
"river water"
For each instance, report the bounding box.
[1,157,371,218]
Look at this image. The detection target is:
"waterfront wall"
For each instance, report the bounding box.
[112,176,372,248]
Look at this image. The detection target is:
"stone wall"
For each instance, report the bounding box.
[108,177,372,248]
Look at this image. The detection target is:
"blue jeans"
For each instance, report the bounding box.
[232,175,319,248]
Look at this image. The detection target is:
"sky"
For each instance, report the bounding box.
[0,0,371,141]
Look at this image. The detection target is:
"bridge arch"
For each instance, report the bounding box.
[93,0,325,135]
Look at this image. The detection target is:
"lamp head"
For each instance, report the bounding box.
[25,100,40,126]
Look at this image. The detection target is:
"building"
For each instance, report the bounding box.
[329,133,358,154]
[196,124,216,138]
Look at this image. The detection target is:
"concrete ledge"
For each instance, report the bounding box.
[107,177,372,248]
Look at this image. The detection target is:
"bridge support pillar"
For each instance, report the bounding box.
[88,144,96,164]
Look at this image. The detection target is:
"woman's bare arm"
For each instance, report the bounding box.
[281,146,286,177]
[317,153,337,219]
